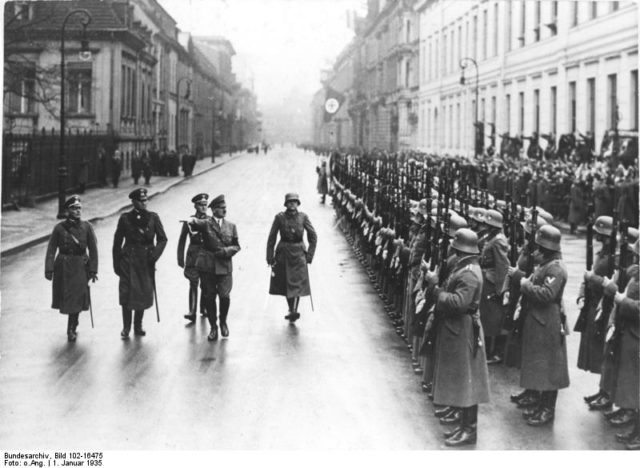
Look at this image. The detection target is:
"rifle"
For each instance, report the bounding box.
[595,201,619,335]
[574,202,595,332]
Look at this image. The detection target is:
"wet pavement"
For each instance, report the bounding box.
[0,145,626,450]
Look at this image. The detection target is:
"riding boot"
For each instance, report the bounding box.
[219,297,230,337]
[134,310,145,336]
[67,313,79,341]
[199,290,207,317]
[185,282,198,321]
[121,308,132,338]
[207,296,218,329]
[285,297,295,320]
[291,297,301,321]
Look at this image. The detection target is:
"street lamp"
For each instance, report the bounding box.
[459,57,480,158]
[175,77,192,153]
[57,8,92,219]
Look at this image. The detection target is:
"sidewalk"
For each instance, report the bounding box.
[0,151,247,257]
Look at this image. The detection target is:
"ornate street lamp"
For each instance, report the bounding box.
[459,57,480,158]
[175,77,192,152]
[57,8,92,219]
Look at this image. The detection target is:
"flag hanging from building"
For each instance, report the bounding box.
[323,86,345,122]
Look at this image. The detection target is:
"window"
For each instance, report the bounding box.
[482,10,488,59]
[631,70,638,130]
[550,86,557,134]
[428,41,432,80]
[590,1,597,19]
[506,1,512,51]
[493,3,499,56]
[14,3,32,21]
[519,91,524,134]
[66,63,92,114]
[518,1,526,47]
[534,89,540,132]
[435,37,439,78]
[443,31,447,74]
[611,2,619,12]
[7,62,35,114]
[569,81,576,132]
[473,15,477,59]
[571,2,579,27]
[449,103,453,147]
[491,95,496,124]
[406,19,411,43]
[549,1,558,36]
[458,25,462,64]
[608,73,617,129]
[587,77,595,133]
[456,102,461,148]
[405,59,411,88]
[481,97,486,122]
[533,1,541,42]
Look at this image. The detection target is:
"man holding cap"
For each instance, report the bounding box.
[45,195,98,341]
[190,194,240,341]
[178,193,210,322]
[113,188,167,338]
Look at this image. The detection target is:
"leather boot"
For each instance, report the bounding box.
[604,407,623,420]
[517,391,541,408]
[134,310,146,336]
[67,314,79,341]
[121,308,132,339]
[610,409,636,427]
[440,408,462,424]
[588,393,612,411]
[434,406,452,418]
[445,406,477,446]
[199,290,208,317]
[219,297,230,337]
[184,282,198,321]
[584,389,604,404]
[616,411,640,443]
[510,389,531,404]
[526,391,556,426]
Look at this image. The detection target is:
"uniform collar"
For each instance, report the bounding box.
[453,254,478,271]
[540,251,562,265]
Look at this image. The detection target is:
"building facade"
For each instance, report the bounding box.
[415,0,638,156]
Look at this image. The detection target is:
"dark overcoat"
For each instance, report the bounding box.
[113,209,167,310]
[610,266,639,409]
[45,219,98,315]
[569,183,587,225]
[479,230,510,337]
[192,217,240,275]
[266,210,317,297]
[516,253,570,391]
[576,248,613,373]
[432,255,490,408]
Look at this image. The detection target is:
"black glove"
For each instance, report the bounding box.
[45,271,53,281]
[88,272,98,283]
[305,252,313,264]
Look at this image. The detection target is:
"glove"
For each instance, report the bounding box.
[614,292,626,304]
[88,272,98,283]
[584,270,595,282]
[502,291,510,306]
[178,259,185,269]
[45,271,53,281]
[114,266,122,276]
[305,252,313,264]
[576,296,585,308]
[520,277,531,288]
[425,271,438,287]
[602,277,618,297]
[420,259,429,272]
[507,266,518,277]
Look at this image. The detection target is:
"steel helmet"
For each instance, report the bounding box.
[627,227,639,244]
[535,225,562,252]
[593,216,614,236]
[537,208,554,224]
[469,207,486,223]
[447,214,469,237]
[630,238,640,256]
[451,228,480,254]
[284,192,301,206]
[483,209,504,229]
[521,215,548,234]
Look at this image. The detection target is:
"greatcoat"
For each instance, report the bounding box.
[113,209,167,310]
[432,255,490,408]
[45,218,98,315]
[266,210,317,297]
[514,252,570,391]
[479,230,510,337]
[177,212,209,281]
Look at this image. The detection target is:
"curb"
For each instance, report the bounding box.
[1,153,243,258]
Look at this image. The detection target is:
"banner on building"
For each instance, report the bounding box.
[323,86,345,122]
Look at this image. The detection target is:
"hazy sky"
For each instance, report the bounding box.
[160,0,366,108]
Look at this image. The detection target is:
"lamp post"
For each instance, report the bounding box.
[175,77,192,153]
[459,57,479,158]
[57,9,92,219]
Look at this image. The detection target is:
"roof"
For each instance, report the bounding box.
[193,35,236,56]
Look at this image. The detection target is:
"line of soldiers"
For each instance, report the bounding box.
[330,149,639,448]
[45,188,241,343]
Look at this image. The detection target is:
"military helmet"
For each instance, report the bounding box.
[537,208,554,224]
[483,209,503,229]
[469,207,486,223]
[535,225,562,252]
[593,216,614,236]
[451,228,480,254]
[627,227,639,244]
[447,214,469,237]
[284,192,300,206]
[630,239,639,256]
[521,215,548,234]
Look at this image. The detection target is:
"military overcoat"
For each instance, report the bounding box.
[113,209,167,310]
[479,231,510,336]
[432,255,490,408]
[177,213,209,281]
[45,219,98,315]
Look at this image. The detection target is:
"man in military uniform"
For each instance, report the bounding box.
[425,228,490,446]
[178,193,210,322]
[112,188,167,338]
[479,209,510,364]
[190,195,241,341]
[577,216,615,409]
[509,225,570,426]
[45,195,98,341]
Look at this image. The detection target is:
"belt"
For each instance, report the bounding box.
[59,252,84,256]
[281,239,303,243]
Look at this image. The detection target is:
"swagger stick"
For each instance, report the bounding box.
[87,285,94,328]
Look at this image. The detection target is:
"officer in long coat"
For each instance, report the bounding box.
[113,188,167,338]
[266,193,317,323]
[45,195,98,341]
[178,193,210,322]
[478,209,510,364]
[425,228,490,447]
[602,239,640,449]
[569,180,588,234]
[190,195,241,341]
[509,225,570,426]
[576,216,615,409]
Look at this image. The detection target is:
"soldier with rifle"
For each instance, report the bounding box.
[423,227,489,446]
[576,213,616,409]
[508,225,570,426]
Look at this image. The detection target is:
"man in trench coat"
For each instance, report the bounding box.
[113,188,167,338]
